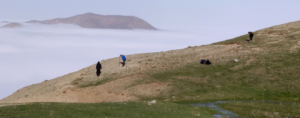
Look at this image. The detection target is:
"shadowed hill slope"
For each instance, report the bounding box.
[26,13,157,30]
[1,20,300,103]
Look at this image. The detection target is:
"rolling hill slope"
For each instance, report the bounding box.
[1,20,300,104]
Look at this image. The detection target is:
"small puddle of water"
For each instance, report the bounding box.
[212,114,223,117]
[190,101,239,118]
[190,100,299,118]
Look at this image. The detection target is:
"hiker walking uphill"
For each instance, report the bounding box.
[120,54,126,67]
[96,61,102,77]
[248,32,254,41]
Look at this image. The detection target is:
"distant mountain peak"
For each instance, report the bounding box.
[1,22,22,28]
[83,12,96,15]
[1,21,10,23]
[26,13,157,30]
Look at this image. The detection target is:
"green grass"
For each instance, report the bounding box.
[0,102,215,118]
[219,101,300,118]
[213,34,248,45]
[149,49,300,102]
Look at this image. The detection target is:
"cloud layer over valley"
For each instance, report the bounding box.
[1,23,235,99]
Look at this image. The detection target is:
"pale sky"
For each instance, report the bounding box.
[1,0,300,99]
[1,0,300,32]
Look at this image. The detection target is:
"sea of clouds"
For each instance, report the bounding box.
[0,23,245,99]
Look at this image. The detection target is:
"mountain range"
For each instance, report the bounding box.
[1,22,22,28]
[26,13,157,30]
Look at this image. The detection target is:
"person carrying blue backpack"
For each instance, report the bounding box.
[120,54,126,67]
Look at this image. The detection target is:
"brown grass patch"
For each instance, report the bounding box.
[126,82,170,98]
[223,42,240,45]
[174,76,208,84]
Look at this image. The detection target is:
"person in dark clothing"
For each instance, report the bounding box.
[206,59,211,65]
[120,54,126,67]
[248,32,254,41]
[96,61,102,77]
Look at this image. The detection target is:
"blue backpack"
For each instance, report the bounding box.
[121,55,126,61]
[200,59,206,64]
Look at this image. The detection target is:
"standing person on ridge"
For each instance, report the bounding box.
[96,61,102,77]
[248,32,254,41]
[120,54,126,67]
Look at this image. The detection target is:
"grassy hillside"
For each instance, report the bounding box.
[1,20,300,117]
[219,101,300,118]
[0,102,214,118]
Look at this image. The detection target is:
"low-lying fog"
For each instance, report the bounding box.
[0,23,245,99]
